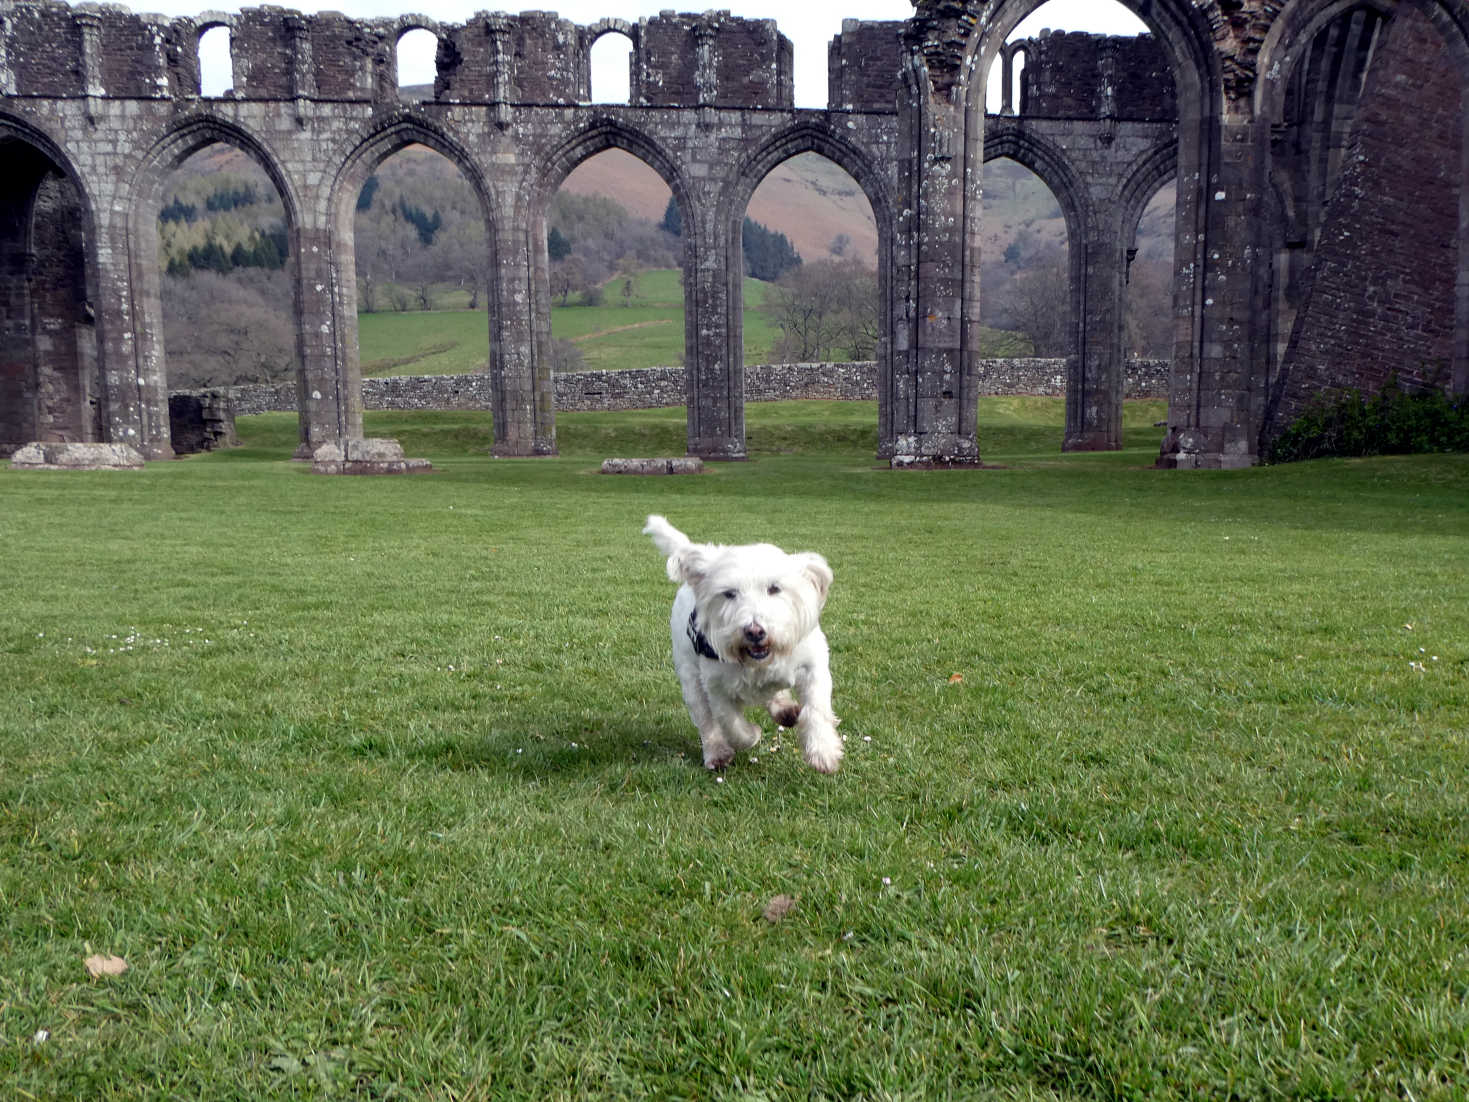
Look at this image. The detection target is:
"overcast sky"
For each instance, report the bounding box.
[134,0,1146,108]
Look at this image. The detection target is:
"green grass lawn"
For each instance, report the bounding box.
[359,270,1023,377]
[4,398,1467,1099]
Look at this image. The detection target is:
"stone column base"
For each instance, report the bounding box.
[9,442,146,470]
[311,438,431,475]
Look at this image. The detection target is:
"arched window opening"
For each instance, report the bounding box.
[985,47,1027,114]
[589,33,634,105]
[158,144,295,395]
[547,149,678,372]
[397,28,438,102]
[978,157,1069,359]
[0,141,97,452]
[1125,182,1176,362]
[197,25,233,97]
[1006,0,1146,40]
[353,144,489,373]
[745,153,877,368]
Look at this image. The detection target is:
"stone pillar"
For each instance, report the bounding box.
[491,197,555,456]
[886,50,980,465]
[684,189,744,460]
[298,220,359,457]
[1158,117,1268,469]
[74,11,103,122]
[1064,201,1126,451]
[96,218,173,460]
[286,15,313,126]
[0,12,15,97]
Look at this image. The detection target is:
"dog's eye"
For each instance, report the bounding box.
[767,584,781,595]
[722,589,737,600]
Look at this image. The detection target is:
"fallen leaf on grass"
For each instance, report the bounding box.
[762,894,797,923]
[84,953,128,978]
[948,673,964,684]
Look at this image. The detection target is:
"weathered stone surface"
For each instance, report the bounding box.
[222,359,1171,416]
[1,0,1464,472]
[600,457,705,475]
[169,390,238,454]
[310,438,431,475]
[9,442,145,470]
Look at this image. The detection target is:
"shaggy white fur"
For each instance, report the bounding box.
[643,514,842,774]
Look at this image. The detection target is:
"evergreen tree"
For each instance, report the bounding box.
[547,225,572,261]
[356,175,380,212]
[160,196,197,224]
[742,218,801,281]
[660,197,682,237]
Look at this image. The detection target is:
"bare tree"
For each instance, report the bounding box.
[993,249,1071,356]
[763,258,877,362]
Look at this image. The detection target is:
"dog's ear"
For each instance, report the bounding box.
[667,544,711,587]
[795,552,833,608]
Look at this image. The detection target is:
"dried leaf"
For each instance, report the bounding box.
[948,673,964,684]
[762,894,797,923]
[84,953,128,978]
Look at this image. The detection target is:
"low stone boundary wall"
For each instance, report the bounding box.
[223,359,1170,416]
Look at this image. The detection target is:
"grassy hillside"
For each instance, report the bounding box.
[360,268,1033,377]
[362,270,778,377]
[3,402,1466,1099]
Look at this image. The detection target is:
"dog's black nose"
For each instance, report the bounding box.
[744,623,766,644]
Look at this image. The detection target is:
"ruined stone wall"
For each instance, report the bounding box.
[1018,32,1175,121]
[1270,4,1463,432]
[222,360,1171,416]
[4,0,1465,469]
[827,21,903,113]
[634,12,792,108]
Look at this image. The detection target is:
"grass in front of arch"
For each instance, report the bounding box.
[1,398,1466,1099]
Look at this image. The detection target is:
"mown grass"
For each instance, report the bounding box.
[3,398,1467,1099]
[358,271,780,377]
[359,270,1026,377]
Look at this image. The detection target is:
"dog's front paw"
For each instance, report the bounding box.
[767,691,802,729]
[803,738,843,774]
[797,710,843,774]
[701,735,736,771]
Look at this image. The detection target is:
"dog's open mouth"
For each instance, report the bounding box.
[743,643,772,662]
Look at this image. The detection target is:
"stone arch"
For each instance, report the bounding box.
[532,117,688,212]
[982,124,1089,255]
[126,113,302,456]
[0,114,103,454]
[1117,138,1179,366]
[583,19,639,104]
[940,0,1225,462]
[1256,0,1469,403]
[1118,140,1178,249]
[391,18,441,100]
[983,124,1096,445]
[723,120,896,451]
[327,114,499,449]
[526,118,694,451]
[194,18,234,98]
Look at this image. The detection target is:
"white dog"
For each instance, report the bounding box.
[643,514,842,774]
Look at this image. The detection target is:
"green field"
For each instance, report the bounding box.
[359,269,780,377]
[359,269,1025,377]
[4,399,1467,1099]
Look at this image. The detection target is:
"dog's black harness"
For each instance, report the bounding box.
[687,610,721,661]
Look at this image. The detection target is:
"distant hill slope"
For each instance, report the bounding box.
[170,141,1168,273]
[560,149,880,264]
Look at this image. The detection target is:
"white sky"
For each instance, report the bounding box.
[150,0,1147,107]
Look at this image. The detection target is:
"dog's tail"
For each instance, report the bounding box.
[644,515,697,584]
